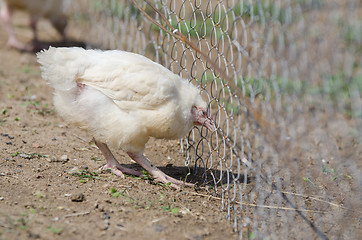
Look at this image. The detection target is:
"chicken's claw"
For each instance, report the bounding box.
[152,171,194,189]
[127,152,194,189]
[95,139,142,178]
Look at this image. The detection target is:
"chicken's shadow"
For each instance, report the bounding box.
[120,163,253,187]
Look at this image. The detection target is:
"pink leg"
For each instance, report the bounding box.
[127,152,194,189]
[94,139,142,177]
[0,4,31,51]
[29,17,49,51]
[29,17,38,42]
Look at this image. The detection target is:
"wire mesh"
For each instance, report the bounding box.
[68,0,361,238]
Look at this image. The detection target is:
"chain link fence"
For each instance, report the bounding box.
[67,0,361,238]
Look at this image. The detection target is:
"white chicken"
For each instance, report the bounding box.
[0,0,67,51]
[37,47,215,188]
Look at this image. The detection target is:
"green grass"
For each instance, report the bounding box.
[110,187,122,198]
[29,208,36,214]
[46,226,63,235]
[11,152,48,159]
[322,165,337,181]
[90,1,295,40]
[205,70,360,118]
[23,100,55,116]
[338,18,362,52]
[321,72,362,117]
[234,1,292,24]
[111,188,136,204]
[151,16,222,39]
[155,2,292,39]
[91,0,142,20]
[150,8,227,39]
[109,187,181,214]
[19,65,40,75]
[125,170,174,188]
[90,156,103,162]
[1,109,8,126]
[36,191,45,199]
[160,205,179,214]
[237,76,265,97]
[303,177,316,186]
[1,208,37,232]
[248,231,256,240]
[69,169,101,183]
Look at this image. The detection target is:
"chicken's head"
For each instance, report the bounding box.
[191,106,216,132]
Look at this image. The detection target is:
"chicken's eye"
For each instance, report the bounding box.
[200,110,207,116]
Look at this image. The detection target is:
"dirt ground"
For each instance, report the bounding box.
[1,8,361,240]
[0,13,238,240]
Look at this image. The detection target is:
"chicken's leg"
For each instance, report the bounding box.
[0,4,32,51]
[29,17,49,51]
[94,139,142,177]
[127,152,194,189]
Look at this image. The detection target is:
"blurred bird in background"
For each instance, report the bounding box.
[37,47,216,188]
[0,0,67,51]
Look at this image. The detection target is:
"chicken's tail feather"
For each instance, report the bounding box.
[37,46,88,91]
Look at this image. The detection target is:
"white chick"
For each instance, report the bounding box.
[37,47,216,188]
[0,0,67,51]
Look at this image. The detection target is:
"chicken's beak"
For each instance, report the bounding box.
[204,117,216,132]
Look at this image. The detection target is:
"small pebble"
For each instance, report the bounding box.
[153,224,164,232]
[68,167,80,174]
[30,95,37,101]
[103,212,110,219]
[96,220,109,231]
[2,134,14,139]
[32,143,42,148]
[71,193,85,202]
[20,153,31,159]
[116,223,124,230]
[28,233,40,239]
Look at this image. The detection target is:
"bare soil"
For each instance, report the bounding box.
[1,9,361,240]
[0,13,237,240]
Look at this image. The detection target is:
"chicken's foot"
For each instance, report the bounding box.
[127,152,194,189]
[94,139,142,177]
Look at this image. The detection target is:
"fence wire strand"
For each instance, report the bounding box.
[68,0,361,239]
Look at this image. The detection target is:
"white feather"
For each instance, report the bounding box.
[37,47,207,153]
